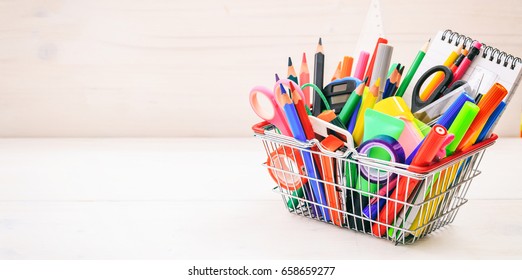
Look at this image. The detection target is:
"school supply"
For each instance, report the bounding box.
[320,135,346,226]
[312,38,325,116]
[276,80,331,221]
[365,37,388,85]
[370,43,394,94]
[338,77,367,125]
[331,61,342,81]
[411,65,465,112]
[352,79,380,145]
[373,125,449,236]
[419,43,462,101]
[404,30,522,136]
[457,82,508,151]
[382,64,400,99]
[267,145,307,191]
[251,30,518,245]
[299,53,311,106]
[395,40,429,97]
[287,57,298,84]
[321,77,362,115]
[341,56,354,78]
[476,101,506,142]
[318,110,347,130]
[354,51,370,80]
[249,85,292,136]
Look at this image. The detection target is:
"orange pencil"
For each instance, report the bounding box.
[340,56,354,78]
[299,53,311,106]
[331,61,342,81]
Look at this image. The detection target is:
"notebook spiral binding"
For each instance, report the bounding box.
[441,29,521,70]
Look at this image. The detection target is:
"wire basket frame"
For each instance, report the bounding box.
[254,122,494,245]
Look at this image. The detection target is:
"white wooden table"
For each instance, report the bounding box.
[0,138,520,259]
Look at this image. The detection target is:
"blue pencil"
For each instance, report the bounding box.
[277,84,331,221]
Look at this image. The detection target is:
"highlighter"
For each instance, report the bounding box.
[352,79,380,145]
[456,83,508,151]
[476,101,506,142]
[362,109,405,153]
[446,101,480,155]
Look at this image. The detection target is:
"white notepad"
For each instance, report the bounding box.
[403,30,522,136]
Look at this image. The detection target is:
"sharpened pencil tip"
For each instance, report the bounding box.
[363,77,369,84]
[289,82,295,91]
[288,57,293,67]
[275,73,280,82]
[302,52,307,63]
[279,83,286,94]
[318,37,322,45]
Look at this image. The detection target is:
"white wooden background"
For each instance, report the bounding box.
[0,0,520,137]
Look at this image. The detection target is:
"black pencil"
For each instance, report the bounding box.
[312,38,325,116]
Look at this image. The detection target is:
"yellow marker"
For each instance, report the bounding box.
[352,78,380,145]
[419,43,463,101]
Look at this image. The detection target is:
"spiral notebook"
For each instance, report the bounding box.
[403,30,522,136]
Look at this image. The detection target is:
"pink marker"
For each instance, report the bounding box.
[452,41,482,83]
[354,51,370,80]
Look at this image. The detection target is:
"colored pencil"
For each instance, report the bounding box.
[289,83,314,139]
[382,64,400,99]
[287,57,298,85]
[331,61,342,81]
[338,77,368,125]
[299,52,311,106]
[312,38,325,116]
[395,40,430,97]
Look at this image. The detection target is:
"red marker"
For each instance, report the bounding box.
[373,125,448,237]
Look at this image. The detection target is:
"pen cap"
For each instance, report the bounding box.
[457,82,508,150]
[370,44,393,94]
[445,101,480,155]
[411,124,448,167]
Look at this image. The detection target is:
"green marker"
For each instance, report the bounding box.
[446,101,480,155]
[338,77,368,125]
[395,40,430,97]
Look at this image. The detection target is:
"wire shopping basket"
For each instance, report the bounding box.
[252,121,497,245]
